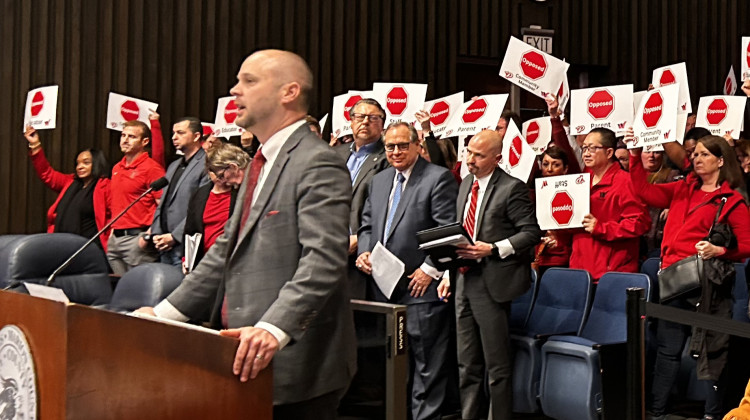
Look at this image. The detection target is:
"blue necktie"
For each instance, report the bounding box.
[384,173,405,243]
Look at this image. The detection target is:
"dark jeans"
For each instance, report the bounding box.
[649,298,726,417]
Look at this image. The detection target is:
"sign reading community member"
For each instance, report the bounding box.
[570,84,634,136]
[213,96,244,138]
[106,92,158,131]
[330,90,372,137]
[372,82,428,126]
[742,37,750,81]
[696,96,748,137]
[651,62,692,114]
[498,120,536,182]
[629,84,680,149]
[499,36,570,99]
[725,66,738,96]
[535,173,591,230]
[24,85,58,131]
[443,94,508,138]
[422,91,465,137]
[522,116,552,154]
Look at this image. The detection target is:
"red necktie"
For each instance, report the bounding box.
[460,181,480,275]
[222,149,266,328]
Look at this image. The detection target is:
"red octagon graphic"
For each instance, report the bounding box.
[343,95,363,121]
[659,69,677,86]
[30,91,45,117]
[642,92,663,129]
[520,50,547,80]
[706,98,728,126]
[525,121,540,144]
[587,90,615,120]
[429,101,451,126]
[462,99,487,124]
[224,101,238,124]
[551,191,574,226]
[725,77,734,95]
[508,135,524,168]
[120,100,140,121]
[386,87,408,116]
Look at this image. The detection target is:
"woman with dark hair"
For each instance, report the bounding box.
[628,133,750,420]
[25,126,112,251]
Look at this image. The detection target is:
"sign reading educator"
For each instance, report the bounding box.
[106,92,158,132]
[24,85,58,131]
[422,91,465,138]
[213,96,245,138]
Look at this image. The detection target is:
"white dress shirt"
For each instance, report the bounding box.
[462,173,515,259]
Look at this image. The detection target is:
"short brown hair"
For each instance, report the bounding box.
[122,120,151,140]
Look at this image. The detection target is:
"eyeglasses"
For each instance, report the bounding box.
[384,142,412,152]
[351,113,384,123]
[212,167,229,181]
[581,145,607,154]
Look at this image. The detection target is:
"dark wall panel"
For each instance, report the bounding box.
[1,0,749,234]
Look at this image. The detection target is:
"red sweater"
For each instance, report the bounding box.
[630,154,750,269]
[30,150,112,252]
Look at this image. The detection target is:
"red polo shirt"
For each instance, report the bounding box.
[111,152,165,229]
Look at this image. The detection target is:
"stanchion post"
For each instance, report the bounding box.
[626,287,645,420]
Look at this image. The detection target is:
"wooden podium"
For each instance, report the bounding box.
[0,290,272,419]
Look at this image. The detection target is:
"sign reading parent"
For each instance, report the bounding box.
[442,94,508,138]
[570,84,633,136]
[535,173,591,230]
[742,37,750,81]
[629,84,680,149]
[498,120,536,182]
[330,90,372,138]
[106,92,158,131]
[213,96,244,138]
[24,85,58,131]
[499,36,570,99]
[422,91,464,137]
[651,62,692,114]
[372,82,427,126]
[522,116,552,155]
[696,96,748,137]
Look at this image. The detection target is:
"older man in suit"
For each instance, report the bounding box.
[149,117,210,266]
[142,50,356,419]
[335,98,389,298]
[356,122,458,420]
[446,130,542,420]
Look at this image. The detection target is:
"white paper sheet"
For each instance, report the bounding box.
[370,241,405,299]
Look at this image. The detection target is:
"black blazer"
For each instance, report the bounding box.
[335,141,389,233]
[183,183,238,266]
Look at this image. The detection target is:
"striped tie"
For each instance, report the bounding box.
[463,181,480,239]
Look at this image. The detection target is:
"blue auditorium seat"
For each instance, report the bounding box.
[106,263,184,313]
[510,269,538,331]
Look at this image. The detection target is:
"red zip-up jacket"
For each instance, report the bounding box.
[630,154,750,269]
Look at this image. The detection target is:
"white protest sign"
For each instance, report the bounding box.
[106,92,158,131]
[499,36,570,99]
[652,63,691,114]
[724,66,738,96]
[558,72,570,113]
[498,120,536,182]
[535,173,591,230]
[442,94,508,138]
[372,83,427,126]
[522,116,552,154]
[213,96,244,138]
[630,84,680,149]
[24,85,58,131]
[201,122,215,137]
[696,96,748,137]
[742,37,750,81]
[423,91,465,137]
[330,90,372,138]
[570,84,634,136]
[633,91,647,113]
[318,113,328,134]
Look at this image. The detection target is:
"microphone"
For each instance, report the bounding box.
[45,177,169,287]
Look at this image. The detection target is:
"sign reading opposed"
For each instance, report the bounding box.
[535,173,591,230]
[372,82,428,127]
[498,120,536,182]
[330,90,372,137]
[213,96,244,138]
[651,63,692,114]
[106,92,158,131]
[443,94,508,138]
[724,65,738,96]
[570,84,633,136]
[499,36,570,99]
[742,37,750,81]
[695,95,748,137]
[24,85,58,131]
[522,116,553,155]
[629,84,680,149]
[422,91,465,137]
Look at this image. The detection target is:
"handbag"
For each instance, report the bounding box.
[658,196,729,303]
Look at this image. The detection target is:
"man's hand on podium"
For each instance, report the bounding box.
[134,306,156,316]
[220,327,279,382]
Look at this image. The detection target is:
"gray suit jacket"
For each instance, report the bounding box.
[151,147,211,248]
[358,157,458,305]
[456,168,542,303]
[166,125,357,404]
[335,141,389,233]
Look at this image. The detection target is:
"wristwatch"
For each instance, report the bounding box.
[491,243,500,257]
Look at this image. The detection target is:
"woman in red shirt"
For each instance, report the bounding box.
[629,133,750,420]
[534,146,573,277]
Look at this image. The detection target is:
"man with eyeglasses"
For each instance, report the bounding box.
[356,122,458,420]
[334,98,390,298]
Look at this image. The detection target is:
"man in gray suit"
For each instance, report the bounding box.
[143,50,356,419]
[335,98,389,298]
[356,122,458,420]
[149,117,210,266]
[448,130,542,420]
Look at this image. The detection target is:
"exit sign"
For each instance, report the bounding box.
[521,27,554,54]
